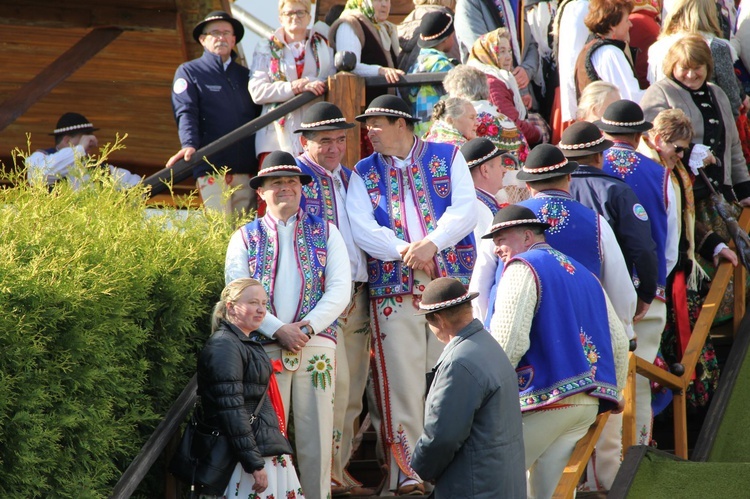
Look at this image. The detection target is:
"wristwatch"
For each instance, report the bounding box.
[300,325,314,338]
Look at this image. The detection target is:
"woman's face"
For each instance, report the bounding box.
[371,0,391,23]
[673,63,708,90]
[280,2,310,37]
[608,10,632,43]
[495,37,513,71]
[449,103,478,140]
[227,285,268,334]
[656,135,690,169]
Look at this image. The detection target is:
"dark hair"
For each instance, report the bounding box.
[325,4,346,26]
[385,115,415,132]
[584,0,634,35]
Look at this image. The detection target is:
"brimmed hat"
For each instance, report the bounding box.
[460,138,508,169]
[193,11,245,43]
[418,11,455,48]
[50,112,99,136]
[355,95,420,123]
[559,121,614,158]
[481,204,550,239]
[594,99,653,134]
[293,102,355,133]
[414,277,478,315]
[249,151,313,189]
[515,144,579,182]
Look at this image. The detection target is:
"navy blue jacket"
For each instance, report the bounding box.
[172,50,258,178]
[570,164,658,303]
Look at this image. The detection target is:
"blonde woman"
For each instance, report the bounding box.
[576,80,621,122]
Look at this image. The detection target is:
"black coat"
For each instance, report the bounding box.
[197,320,292,472]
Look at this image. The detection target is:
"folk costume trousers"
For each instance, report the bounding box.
[265,339,336,499]
[331,283,371,487]
[197,172,256,217]
[368,272,444,491]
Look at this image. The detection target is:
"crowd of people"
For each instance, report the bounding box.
[23,0,750,497]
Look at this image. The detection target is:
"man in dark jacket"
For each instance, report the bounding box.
[168,10,259,216]
[411,277,526,498]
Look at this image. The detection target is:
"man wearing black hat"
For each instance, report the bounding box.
[293,102,373,496]
[225,151,350,499]
[484,205,628,499]
[26,112,141,189]
[597,99,678,450]
[410,277,525,499]
[168,11,258,217]
[406,11,459,127]
[346,94,477,495]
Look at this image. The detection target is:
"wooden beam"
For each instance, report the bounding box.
[327,72,365,170]
[0,4,177,32]
[552,412,611,499]
[0,27,123,133]
[621,352,637,451]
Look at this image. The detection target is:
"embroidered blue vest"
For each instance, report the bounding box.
[297,154,352,226]
[509,244,619,412]
[475,187,502,215]
[519,190,603,277]
[243,210,337,343]
[603,143,669,300]
[355,139,477,297]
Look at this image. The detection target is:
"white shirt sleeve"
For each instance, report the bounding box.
[557,0,591,122]
[335,22,382,77]
[346,171,410,260]
[591,46,645,103]
[665,180,679,276]
[599,215,637,338]
[490,261,537,367]
[468,238,500,323]
[108,166,142,189]
[25,145,85,186]
[424,152,479,251]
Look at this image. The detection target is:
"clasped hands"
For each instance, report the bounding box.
[274,320,311,353]
[399,239,439,278]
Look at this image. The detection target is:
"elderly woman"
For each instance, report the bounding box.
[249,0,334,160]
[197,278,303,499]
[576,80,621,122]
[638,109,728,407]
[397,0,459,72]
[574,0,644,104]
[468,27,549,146]
[647,0,746,116]
[422,96,477,146]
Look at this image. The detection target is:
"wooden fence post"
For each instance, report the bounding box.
[327,72,365,169]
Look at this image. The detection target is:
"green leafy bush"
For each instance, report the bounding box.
[0,141,241,497]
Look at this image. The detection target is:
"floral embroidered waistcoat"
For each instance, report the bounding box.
[355,139,477,297]
[297,155,352,226]
[520,191,603,278]
[603,143,669,300]
[509,244,619,412]
[243,211,337,343]
[475,187,503,216]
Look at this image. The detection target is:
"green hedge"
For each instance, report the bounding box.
[0,145,240,497]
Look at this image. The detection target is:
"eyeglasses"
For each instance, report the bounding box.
[282,10,309,19]
[203,30,234,39]
[670,144,687,154]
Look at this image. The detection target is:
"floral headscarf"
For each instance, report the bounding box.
[343,0,396,54]
[345,0,379,25]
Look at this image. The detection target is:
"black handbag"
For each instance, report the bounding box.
[169,386,269,496]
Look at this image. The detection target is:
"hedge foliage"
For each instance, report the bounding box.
[0,141,242,497]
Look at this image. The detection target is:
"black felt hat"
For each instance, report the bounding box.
[355,95,420,123]
[293,102,356,133]
[460,138,508,169]
[481,204,551,239]
[559,121,614,158]
[193,11,245,43]
[418,11,455,48]
[415,277,478,315]
[515,144,579,182]
[594,99,653,134]
[249,151,313,189]
[50,112,99,136]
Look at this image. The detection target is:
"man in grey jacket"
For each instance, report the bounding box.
[410,277,526,498]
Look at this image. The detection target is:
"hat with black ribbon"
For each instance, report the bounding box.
[418,11,455,48]
[515,144,579,182]
[355,95,421,123]
[415,277,479,315]
[249,151,313,189]
[50,112,99,136]
[293,102,356,133]
[481,204,551,239]
[594,99,653,134]
[558,121,614,158]
[193,10,245,43]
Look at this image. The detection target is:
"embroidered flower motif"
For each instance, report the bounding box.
[548,248,576,274]
[580,328,600,375]
[538,200,570,234]
[307,354,333,389]
[605,149,640,177]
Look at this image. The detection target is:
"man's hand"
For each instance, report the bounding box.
[166,147,196,167]
[251,469,268,492]
[78,134,98,156]
[633,298,650,323]
[401,239,438,272]
[512,67,530,89]
[273,320,311,353]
